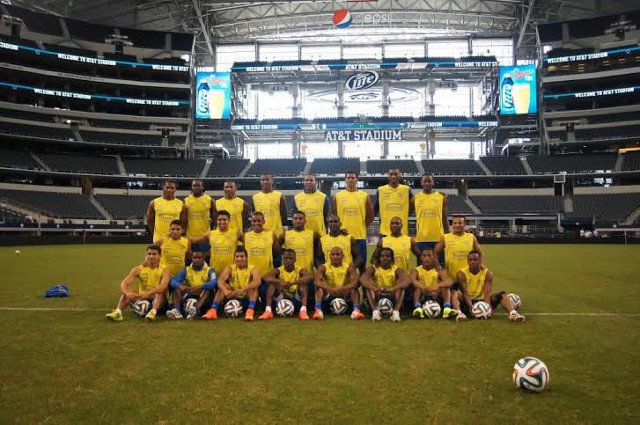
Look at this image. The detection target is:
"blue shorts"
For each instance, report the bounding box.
[416,241,444,264]
[170,280,217,291]
[355,239,367,269]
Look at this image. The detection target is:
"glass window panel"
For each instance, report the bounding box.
[472,38,513,65]
[301,45,341,60]
[384,43,425,58]
[216,44,256,72]
[432,87,470,116]
[259,44,299,61]
[387,141,424,159]
[343,45,382,59]
[257,91,293,119]
[427,41,468,58]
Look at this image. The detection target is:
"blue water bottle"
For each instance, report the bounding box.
[501,73,514,112]
[197,80,210,115]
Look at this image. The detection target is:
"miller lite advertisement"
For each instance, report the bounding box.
[345,70,380,91]
[499,65,537,115]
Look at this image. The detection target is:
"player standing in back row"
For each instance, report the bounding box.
[375,168,412,237]
[146,179,186,241]
[252,173,288,238]
[412,173,449,259]
[293,173,330,234]
[184,179,214,254]
[332,171,373,272]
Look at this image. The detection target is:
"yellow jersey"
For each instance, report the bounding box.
[415,265,439,288]
[460,267,488,300]
[294,191,327,234]
[377,184,411,236]
[160,237,189,277]
[381,235,412,273]
[244,230,274,277]
[215,197,246,232]
[228,264,254,290]
[323,262,350,288]
[284,229,315,273]
[415,192,445,243]
[320,234,353,265]
[208,229,238,275]
[444,233,475,282]
[373,265,399,288]
[184,194,212,239]
[252,191,284,237]
[335,189,368,240]
[183,263,215,287]
[278,265,303,298]
[152,197,183,240]
[137,264,167,294]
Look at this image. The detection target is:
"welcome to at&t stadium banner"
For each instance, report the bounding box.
[325,129,404,141]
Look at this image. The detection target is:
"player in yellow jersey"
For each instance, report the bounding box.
[189,210,241,278]
[184,179,214,254]
[259,249,313,320]
[360,248,410,322]
[313,247,364,320]
[240,211,279,278]
[277,211,321,274]
[375,168,413,237]
[214,180,248,232]
[412,173,449,262]
[146,179,186,241]
[409,248,457,320]
[293,174,330,234]
[317,214,362,267]
[252,173,288,237]
[202,247,261,321]
[332,171,373,272]
[153,220,191,277]
[370,217,420,274]
[165,250,218,320]
[434,215,484,283]
[106,244,170,322]
[453,251,525,322]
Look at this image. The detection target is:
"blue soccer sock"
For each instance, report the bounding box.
[248,301,256,310]
[314,302,322,311]
[211,301,220,310]
[353,303,360,311]
[414,302,421,308]
[444,303,452,308]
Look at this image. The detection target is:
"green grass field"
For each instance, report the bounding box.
[1,244,639,424]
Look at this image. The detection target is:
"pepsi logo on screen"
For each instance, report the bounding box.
[333,9,352,29]
[345,71,380,90]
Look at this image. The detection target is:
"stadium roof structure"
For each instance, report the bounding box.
[8,0,640,59]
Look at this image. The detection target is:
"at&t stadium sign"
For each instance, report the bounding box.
[325,129,404,142]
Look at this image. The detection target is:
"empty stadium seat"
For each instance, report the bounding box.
[570,194,640,223]
[39,153,120,175]
[0,149,41,170]
[471,196,562,214]
[480,156,527,175]
[95,194,154,220]
[622,152,640,171]
[527,154,616,174]
[366,160,419,175]
[245,158,306,177]
[122,158,205,177]
[207,159,250,177]
[310,158,360,175]
[0,189,102,219]
[422,159,485,175]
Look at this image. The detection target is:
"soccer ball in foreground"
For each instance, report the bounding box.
[472,301,492,319]
[507,293,522,309]
[330,298,348,315]
[276,299,295,317]
[132,300,151,317]
[513,357,550,392]
[422,300,442,319]
[183,298,198,317]
[224,300,243,318]
[377,298,394,315]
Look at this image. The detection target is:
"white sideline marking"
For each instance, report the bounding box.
[0,307,639,316]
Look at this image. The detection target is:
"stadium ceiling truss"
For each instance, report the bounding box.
[10,0,640,59]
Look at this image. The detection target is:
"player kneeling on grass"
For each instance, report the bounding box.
[313,247,364,320]
[166,250,218,320]
[410,249,457,319]
[259,249,313,320]
[202,247,261,321]
[106,244,170,322]
[360,247,409,322]
[452,250,525,322]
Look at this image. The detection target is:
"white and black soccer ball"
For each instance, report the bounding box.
[513,357,550,392]
[330,298,348,315]
[472,301,492,319]
[377,298,394,315]
[507,293,522,309]
[132,299,151,317]
[224,299,243,318]
[276,299,295,317]
[183,298,198,317]
[422,300,442,319]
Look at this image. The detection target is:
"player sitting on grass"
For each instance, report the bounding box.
[259,249,313,320]
[409,248,457,319]
[360,247,409,322]
[452,250,525,322]
[202,247,261,321]
[166,250,218,320]
[313,247,364,320]
[153,220,191,277]
[106,244,170,322]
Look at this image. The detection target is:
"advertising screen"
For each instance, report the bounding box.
[195,71,231,119]
[499,65,537,115]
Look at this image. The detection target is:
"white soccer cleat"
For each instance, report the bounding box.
[390,311,401,322]
[455,312,467,322]
[371,309,383,321]
[509,312,526,322]
[166,309,183,320]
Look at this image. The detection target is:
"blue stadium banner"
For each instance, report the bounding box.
[195,72,231,120]
[499,65,537,115]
